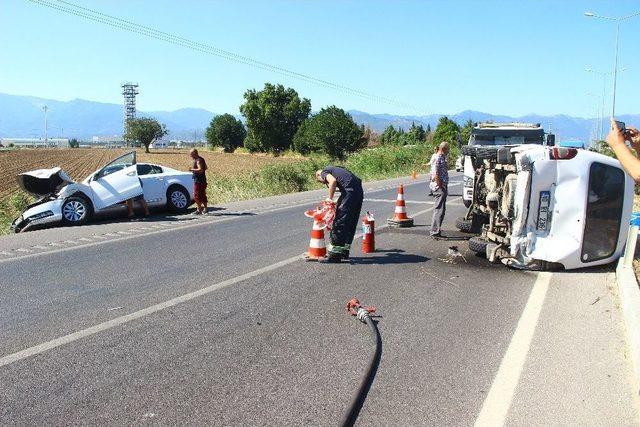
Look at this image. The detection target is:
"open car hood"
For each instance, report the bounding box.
[17,167,74,196]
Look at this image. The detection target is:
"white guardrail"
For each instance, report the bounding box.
[623,213,640,267]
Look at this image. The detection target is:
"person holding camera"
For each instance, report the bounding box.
[607,119,640,181]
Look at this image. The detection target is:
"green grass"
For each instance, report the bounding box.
[0,145,435,235]
[0,193,33,235]
[206,144,434,204]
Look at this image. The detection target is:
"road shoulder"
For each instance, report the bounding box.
[504,269,640,425]
[616,258,640,395]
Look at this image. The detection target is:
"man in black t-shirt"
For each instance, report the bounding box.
[315,166,364,263]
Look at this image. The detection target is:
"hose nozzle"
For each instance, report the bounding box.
[346,298,376,323]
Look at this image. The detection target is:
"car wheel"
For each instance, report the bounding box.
[61,196,92,226]
[167,186,190,212]
[469,236,488,256]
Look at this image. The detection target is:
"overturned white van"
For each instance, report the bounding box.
[460,144,634,270]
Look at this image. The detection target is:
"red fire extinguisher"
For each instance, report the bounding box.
[362,212,375,253]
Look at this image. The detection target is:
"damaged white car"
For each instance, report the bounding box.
[12,151,195,232]
[459,144,633,270]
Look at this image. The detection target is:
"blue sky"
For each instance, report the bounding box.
[2,0,639,117]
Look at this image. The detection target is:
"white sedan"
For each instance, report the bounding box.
[12,151,195,232]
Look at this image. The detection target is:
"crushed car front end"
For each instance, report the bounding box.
[11,197,64,233]
[11,167,74,233]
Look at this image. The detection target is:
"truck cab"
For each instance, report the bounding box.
[462,123,551,207]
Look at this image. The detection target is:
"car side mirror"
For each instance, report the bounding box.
[547,134,556,146]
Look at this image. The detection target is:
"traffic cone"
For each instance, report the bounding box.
[305,219,327,261]
[387,184,414,227]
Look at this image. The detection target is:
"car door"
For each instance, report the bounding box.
[137,164,166,205]
[89,152,143,210]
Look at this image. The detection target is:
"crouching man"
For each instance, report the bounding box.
[315,166,364,263]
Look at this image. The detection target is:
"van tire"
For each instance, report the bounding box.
[456,217,474,233]
[469,236,488,255]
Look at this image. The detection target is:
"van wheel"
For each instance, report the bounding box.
[61,196,92,226]
[167,186,190,212]
[456,217,474,233]
[469,236,488,256]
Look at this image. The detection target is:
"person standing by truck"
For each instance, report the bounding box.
[189,149,208,215]
[315,166,364,263]
[430,141,450,238]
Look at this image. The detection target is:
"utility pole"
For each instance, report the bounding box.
[585,10,640,117]
[42,105,48,146]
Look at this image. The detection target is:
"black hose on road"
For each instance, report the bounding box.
[341,299,383,427]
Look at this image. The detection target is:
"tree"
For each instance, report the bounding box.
[205,114,246,153]
[405,122,426,144]
[432,116,460,146]
[381,125,405,146]
[124,117,167,153]
[426,124,432,133]
[69,138,79,148]
[292,106,364,159]
[459,119,474,146]
[239,83,311,153]
[590,139,614,158]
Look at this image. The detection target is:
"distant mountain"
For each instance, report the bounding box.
[0,92,638,143]
[348,109,640,144]
[0,93,214,140]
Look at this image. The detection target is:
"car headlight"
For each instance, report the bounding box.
[27,211,54,221]
[463,176,474,187]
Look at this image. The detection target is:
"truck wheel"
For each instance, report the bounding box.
[469,236,488,255]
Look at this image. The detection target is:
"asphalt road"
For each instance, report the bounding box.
[1,173,638,425]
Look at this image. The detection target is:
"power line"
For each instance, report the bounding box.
[26,0,417,110]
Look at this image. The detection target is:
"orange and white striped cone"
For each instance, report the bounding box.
[387,184,414,227]
[305,219,327,261]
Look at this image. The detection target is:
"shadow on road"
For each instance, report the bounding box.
[351,249,430,265]
[381,227,471,241]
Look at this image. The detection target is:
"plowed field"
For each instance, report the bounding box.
[0,148,300,199]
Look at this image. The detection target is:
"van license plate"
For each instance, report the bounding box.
[537,191,550,231]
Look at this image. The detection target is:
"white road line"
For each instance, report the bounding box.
[0,198,455,367]
[0,254,304,368]
[474,272,553,427]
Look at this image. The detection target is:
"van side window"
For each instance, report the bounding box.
[581,162,625,262]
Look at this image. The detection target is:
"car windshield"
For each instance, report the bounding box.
[471,129,545,146]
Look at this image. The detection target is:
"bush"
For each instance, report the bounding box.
[259,164,311,193]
